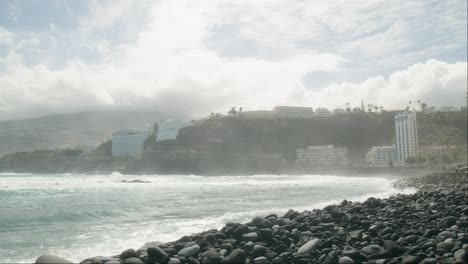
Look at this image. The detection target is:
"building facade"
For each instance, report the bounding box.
[314,107,333,118]
[297,145,349,166]
[111,129,147,157]
[242,110,276,119]
[156,119,185,142]
[274,106,314,118]
[365,145,395,167]
[395,111,419,162]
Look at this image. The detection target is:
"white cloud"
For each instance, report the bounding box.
[0,0,466,121]
[311,59,467,109]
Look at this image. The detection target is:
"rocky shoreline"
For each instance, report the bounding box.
[36,172,467,264]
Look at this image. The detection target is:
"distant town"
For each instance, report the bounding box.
[0,102,466,174]
[109,103,465,169]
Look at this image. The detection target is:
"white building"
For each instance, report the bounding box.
[395,111,419,162]
[274,106,314,118]
[112,129,147,157]
[314,107,333,118]
[365,146,395,167]
[297,145,349,166]
[156,119,185,142]
[242,110,276,119]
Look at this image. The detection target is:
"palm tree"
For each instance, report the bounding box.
[345,102,351,112]
[421,103,428,113]
[228,107,237,116]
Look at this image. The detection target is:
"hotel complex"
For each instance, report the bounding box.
[156,119,185,142]
[242,106,335,119]
[365,146,395,167]
[111,129,147,157]
[297,145,349,166]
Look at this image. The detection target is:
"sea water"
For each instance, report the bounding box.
[0,173,415,263]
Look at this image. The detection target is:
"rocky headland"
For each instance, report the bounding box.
[36,172,467,264]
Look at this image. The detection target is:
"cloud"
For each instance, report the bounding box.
[310,59,467,109]
[0,0,466,121]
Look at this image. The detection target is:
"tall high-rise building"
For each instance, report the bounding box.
[395,111,419,162]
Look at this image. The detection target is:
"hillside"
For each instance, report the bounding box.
[0,110,174,157]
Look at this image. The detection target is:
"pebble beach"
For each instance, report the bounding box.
[35,172,467,264]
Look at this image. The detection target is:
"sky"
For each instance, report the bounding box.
[0,0,466,121]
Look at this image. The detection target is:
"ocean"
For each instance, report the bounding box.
[0,173,416,263]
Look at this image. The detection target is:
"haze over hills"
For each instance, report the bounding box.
[0,110,178,157]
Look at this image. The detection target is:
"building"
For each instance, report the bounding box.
[395,111,419,163]
[314,107,333,118]
[333,108,347,115]
[297,145,349,166]
[439,106,457,112]
[365,146,395,167]
[156,119,185,142]
[242,110,276,119]
[111,129,147,157]
[274,106,314,118]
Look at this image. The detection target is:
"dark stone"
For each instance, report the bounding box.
[323,250,339,264]
[201,249,222,264]
[258,228,273,242]
[341,246,360,258]
[454,249,467,263]
[147,246,169,264]
[35,255,74,264]
[437,241,455,251]
[123,257,143,264]
[251,245,267,258]
[363,197,380,208]
[383,240,404,256]
[360,245,389,260]
[120,249,137,260]
[187,256,200,264]
[401,255,421,264]
[221,249,246,264]
[243,241,254,251]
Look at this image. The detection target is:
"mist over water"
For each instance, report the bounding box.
[0,173,416,263]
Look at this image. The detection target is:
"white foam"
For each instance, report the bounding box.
[0,173,416,263]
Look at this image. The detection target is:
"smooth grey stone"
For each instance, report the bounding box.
[297,238,321,255]
[35,255,74,264]
[253,256,268,264]
[123,257,143,264]
[120,249,137,260]
[360,245,389,260]
[178,244,200,257]
[339,256,355,264]
[437,241,455,251]
[241,232,259,242]
[105,261,121,264]
[402,255,420,264]
[168,258,181,264]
